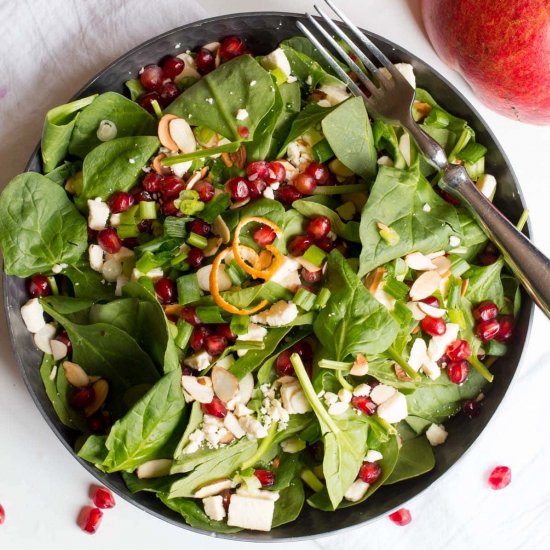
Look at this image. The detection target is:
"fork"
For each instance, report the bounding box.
[297,0,550,319]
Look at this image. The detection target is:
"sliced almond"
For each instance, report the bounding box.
[164,303,184,317]
[277,159,298,180]
[152,153,171,175]
[219,431,236,444]
[33,323,56,354]
[406,301,426,321]
[212,366,239,403]
[228,144,246,169]
[63,361,90,388]
[432,255,452,277]
[405,252,436,271]
[461,278,469,297]
[50,339,68,361]
[229,197,250,209]
[194,478,231,499]
[136,458,172,479]
[409,270,442,301]
[185,171,203,190]
[426,250,446,259]
[224,412,246,439]
[235,373,254,406]
[394,364,413,381]
[203,41,220,53]
[221,152,233,168]
[158,114,179,151]
[84,379,109,417]
[212,216,230,243]
[169,118,197,153]
[417,301,447,318]
[364,267,385,294]
[350,353,369,376]
[204,237,223,257]
[182,375,214,403]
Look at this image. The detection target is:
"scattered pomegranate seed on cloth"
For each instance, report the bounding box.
[388,508,412,526]
[488,466,512,490]
[0,503,5,524]
[92,487,116,509]
[78,506,103,534]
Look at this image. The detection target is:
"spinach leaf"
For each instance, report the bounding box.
[272,477,305,528]
[277,208,306,254]
[41,95,97,173]
[218,281,292,310]
[69,92,156,158]
[464,257,505,308]
[385,435,435,485]
[125,79,145,101]
[281,37,343,77]
[272,81,302,143]
[0,172,87,277]
[77,435,109,468]
[173,402,203,460]
[222,198,285,232]
[293,199,360,242]
[64,266,116,300]
[358,167,462,276]
[321,97,377,178]
[314,251,399,359]
[415,88,468,132]
[44,160,81,186]
[372,120,406,168]
[167,55,275,141]
[101,369,186,473]
[456,209,488,260]
[122,472,177,494]
[76,136,159,210]
[89,298,139,332]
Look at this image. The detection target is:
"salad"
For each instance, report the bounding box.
[0,34,522,533]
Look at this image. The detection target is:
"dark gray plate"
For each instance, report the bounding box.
[3,12,534,542]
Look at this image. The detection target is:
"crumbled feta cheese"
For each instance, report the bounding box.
[286,140,313,171]
[251,301,298,327]
[426,423,448,446]
[269,256,301,290]
[353,384,371,397]
[236,109,249,120]
[236,324,267,357]
[21,298,46,333]
[377,155,394,167]
[203,495,226,521]
[377,392,408,423]
[184,350,213,371]
[370,384,397,405]
[51,263,67,274]
[427,323,459,362]
[239,415,268,439]
[408,338,428,372]
[365,450,384,463]
[33,323,56,354]
[263,187,275,200]
[328,401,349,416]
[338,388,353,404]
[318,84,351,106]
[250,80,257,87]
[423,203,432,213]
[262,48,292,80]
[449,235,461,248]
[205,97,214,104]
[227,494,275,531]
[115,275,129,297]
[323,392,338,406]
[87,198,110,230]
[344,479,370,502]
[88,244,104,272]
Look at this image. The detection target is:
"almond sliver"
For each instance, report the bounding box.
[212,366,239,403]
[432,255,452,277]
[405,252,437,271]
[63,361,90,388]
[409,270,442,301]
[417,301,447,318]
[158,114,179,151]
[169,118,197,153]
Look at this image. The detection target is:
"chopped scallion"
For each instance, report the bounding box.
[302,244,327,267]
[187,232,208,250]
[230,314,250,336]
[176,273,201,305]
[197,306,226,324]
[174,319,193,350]
[383,277,409,300]
[293,287,317,311]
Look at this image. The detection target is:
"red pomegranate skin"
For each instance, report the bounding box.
[421,0,550,124]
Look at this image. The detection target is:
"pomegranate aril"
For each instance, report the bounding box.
[463,398,481,418]
[439,189,460,206]
[186,247,204,269]
[478,252,499,266]
[87,412,108,433]
[335,240,351,257]
[301,268,322,283]
[220,489,232,511]
[495,315,514,342]
[276,185,302,205]
[254,469,275,487]
[246,178,267,199]
[275,349,294,376]
[447,360,470,384]
[142,172,164,193]
[253,224,277,246]
[196,48,216,75]
[446,339,472,361]
[188,219,211,237]
[215,323,236,342]
[351,395,377,415]
[226,176,250,201]
[204,334,228,356]
[238,126,249,139]
[27,274,51,298]
[56,331,72,353]
[138,220,153,234]
[155,277,177,304]
[0,503,4,525]
[161,55,185,79]
[132,187,153,203]
[488,465,511,490]
[476,318,501,342]
[316,237,335,252]
[306,216,331,240]
[181,365,197,377]
[358,461,382,484]
[194,180,215,202]
[108,191,134,213]
[288,235,313,256]
[305,162,330,185]
[388,508,412,526]
[219,35,247,61]
[201,396,228,418]
[140,64,164,92]
[159,82,180,105]
[246,161,270,180]
[473,301,499,322]
[180,306,200,326]
[421,316,446,336]
[79,507,103,534]
[138,91,161,113]
[69,385,95,410]
[162,175,185,199]
[266,161,286,184]
[92,487,116,509]
[291,340,313,361]
[162,200,181,217]
[292,173,317,195]
[190,325,209,350]
[421,296,439,308]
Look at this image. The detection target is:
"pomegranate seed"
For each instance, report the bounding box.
[226,176,250,201]
[292,173,317,195]
[108,191,134,213]
[220,489,232,511]
[138,220,153,234]
[69,385,95,410]
[254,469,275,487]
[142,172,164,193]
[305,162,330,185]
[316,237,335,252]
[180,306,200,326]
[275,350,294,376]
[201,396,228,418]
[253,224,277,246]
[246,161,270,180]
[204,334,228,356]
[0,503,4,525]
[421,316,446,336]
[122,237,139,249]
[159,82,180,105]
[291,340,313,361]
[215,324,236,342]
[186,247,204,269]
[476,318,501,342]
[194,180,215,202]
[388,508,412,526]
[190,326,209,350]
[495,315,514,342]
[155,277,176,304]
[132,187,153,203]
[351,395,377,415]
[306,216,331,240]
[56,331,72,353]
[358,461,382,484]
[246,178,267,199]
[473,301,499,322]
[188,219,211,237]
[421,296,439,308]
[138,91,161,113]
[92,487,116,509]
[79,507,103,534]
[87,412,108,433]
[266,161,286,184]
[27,274,51,297]
[447,360,470,384]
[196,48,216,75]
[162,175,185,199]
[478,252,499,265]
[181,365,197,377]
[301,268,322,283]
[276,185,302,205]
[219,35,247,61]
[446,340,471,361]
[139,64,164,92]
[488,466,511,490]
[288,235,313,256]
[463,398,481,418]
[238,126,250,138]
[97,228,122,254]
[439,189,460,206]
[161,55,185,78]
[162,200,182,217]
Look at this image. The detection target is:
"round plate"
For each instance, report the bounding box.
[3,12,534,541]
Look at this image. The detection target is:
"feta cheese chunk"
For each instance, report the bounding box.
[319,83,351,106]
[239,415,268,439]
[370,384,397,405]
[87,198,110,230]
[236,324,267,357]
[227,494,275,531]
[426,423,448,446]
[251,301,298,327]
[261,48,292,80]
[344,479,370,502]
[268,256,301,291]
[236,109,249,120]
[365,449,384,463]
[449,235,461,248]
[395,62,416,88]
[184,350,212,371]
[21,298,46,333]
[377,392,408,423]
[88,244,104,272]
[33,323,57,354]
[280,380,311,414]
[203,495,226,521]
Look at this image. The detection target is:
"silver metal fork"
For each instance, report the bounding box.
[297,0,550,319]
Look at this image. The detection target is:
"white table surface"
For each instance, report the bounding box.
[1,1,549,548]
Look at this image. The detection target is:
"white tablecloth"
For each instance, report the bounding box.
[1,1,549,548]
